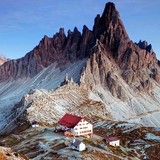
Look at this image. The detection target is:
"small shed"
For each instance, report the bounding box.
[31,120,39,128]
[104,136,120,147]
[72,139,86,151]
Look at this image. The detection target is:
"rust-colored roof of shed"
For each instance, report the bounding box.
[104,136,119,142]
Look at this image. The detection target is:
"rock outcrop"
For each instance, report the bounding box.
[136,40,153,53]
[0,80,110,135]
[0,146,26,160]
[78,2,160,94]
[0,26,95,82]
[1,2,160,134]
[0,56,8,65]
[92,2,160,91]
[93,2,130,60]
[0,2,160,92]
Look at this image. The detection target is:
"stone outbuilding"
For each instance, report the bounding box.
[71,139,86,151]
[104,136,120,146]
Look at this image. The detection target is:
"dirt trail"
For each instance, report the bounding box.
[126,109,160,120]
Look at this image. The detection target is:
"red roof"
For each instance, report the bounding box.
[58,113,82,128]
[105,137,119,142]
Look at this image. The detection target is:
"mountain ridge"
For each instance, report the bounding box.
[1,2,160,135]
[0,2,159,90]
[0,25,95,82]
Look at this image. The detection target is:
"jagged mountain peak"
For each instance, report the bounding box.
[73,26,79,33]
[0,2,154,83]
[93,2,130,62]
[93,2,118,30]
[93,2,129,38]
[136,40,153,53]
[1,2,160,136]
[101,2,119,25]
[0,2,159,91]
[101,2,128,33]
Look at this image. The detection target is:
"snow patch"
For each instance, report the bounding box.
[145,133,160,141]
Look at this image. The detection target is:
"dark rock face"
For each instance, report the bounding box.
[136,40,153,53]
[80,40,128,101]
[80,2,160,94]
[0,27,95,82]
[120,40,160,87]
[93,2,130,61]
[0,2,160,95]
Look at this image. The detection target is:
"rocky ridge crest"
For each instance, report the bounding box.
[0,2,159,93]
[1,2,160,134]
[0,26,95,82]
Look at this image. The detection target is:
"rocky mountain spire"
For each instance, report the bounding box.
[0,2,159,91]
[0,26,93,82]
[1,2,160,136]
[80,2,160,93]
[136,40,153,53]
[93,2,130,60]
